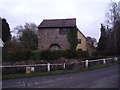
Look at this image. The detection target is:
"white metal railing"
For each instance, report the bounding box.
[82,57,118,68]
[0,63,65,72]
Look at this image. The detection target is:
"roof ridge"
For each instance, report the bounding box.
[38,18,76,28]
[43,18,76,21]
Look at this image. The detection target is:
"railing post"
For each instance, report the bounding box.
[115,57,118,61]
[63,63,66,69]
[103,59,106,64]
[47,63,50,72]
[85,60,88,68]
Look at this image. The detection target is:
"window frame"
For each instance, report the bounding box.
[78,39,81,44]
[59,28,69,35]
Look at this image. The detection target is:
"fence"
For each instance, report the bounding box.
[82,57,118,68]
[1,57,118,75]
[1,63,66,75]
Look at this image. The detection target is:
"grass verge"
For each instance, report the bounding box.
[2,62,118,80]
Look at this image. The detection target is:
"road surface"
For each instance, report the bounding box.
[2,64,119,88]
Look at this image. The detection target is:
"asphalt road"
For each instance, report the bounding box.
[2,64,119,88]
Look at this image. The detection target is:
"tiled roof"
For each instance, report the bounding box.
[38,18,76,28]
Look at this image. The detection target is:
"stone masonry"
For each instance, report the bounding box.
[38,28,70,50]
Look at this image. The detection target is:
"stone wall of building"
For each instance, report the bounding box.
[38,28,70,50]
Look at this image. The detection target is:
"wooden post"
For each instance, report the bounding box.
[103,59,106,64]
[47,63,50,72]
[63,63,66,69]
[26,67,31,73]
[115,57,118,61]
[85,60,88,68]
[31,67,35,72]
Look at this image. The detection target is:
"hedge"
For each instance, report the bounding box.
[30,50,61,60]
[30,50,89,60]
[2,49,31,62]
[3,49,90,61]
[30,50,41,60]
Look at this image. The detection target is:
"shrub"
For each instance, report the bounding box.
[62,50,79,59]
[3,49,90,62]
[77,51,89,58]
[86,51,106,60]
[30,50,41,60]
[40,50,61,60]
[2,49,31,62]
[91,51,99,57]
[30,50,89,60]
[97,51,115,57]
[15,50,31,61]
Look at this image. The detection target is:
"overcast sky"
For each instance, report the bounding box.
[0,0,119,41]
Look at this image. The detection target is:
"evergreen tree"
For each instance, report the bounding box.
[2,18,11,43]
[97,24,107,51]
[98,1,120,56]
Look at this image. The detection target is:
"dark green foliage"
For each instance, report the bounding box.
[63,50,79,59]
[67,28,78,50]
[97,2,120,56]
[91,51,99,57]
[15,50,31,61]
[87,51,106,60]
[3,49,90,61]
[77,51,89,58]
[31,50,61,60]
[14,23,38,50]
[30,50,41,60]
[40,50,61,60]
[2,18,11,43]
[3,40,25,51]
[97,24,107,51]
[30,50,89,60]
[97,23,119,56]
[20,29,38,50]
[3,49,31,62]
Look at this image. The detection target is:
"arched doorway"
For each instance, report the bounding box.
[49,44,61,50]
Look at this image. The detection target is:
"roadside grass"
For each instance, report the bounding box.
[2,62,118,80]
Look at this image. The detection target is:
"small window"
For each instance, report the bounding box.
[78,39,81,44]
[59,28,69,35]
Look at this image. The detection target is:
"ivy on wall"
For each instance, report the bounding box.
[67,27,78,50]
